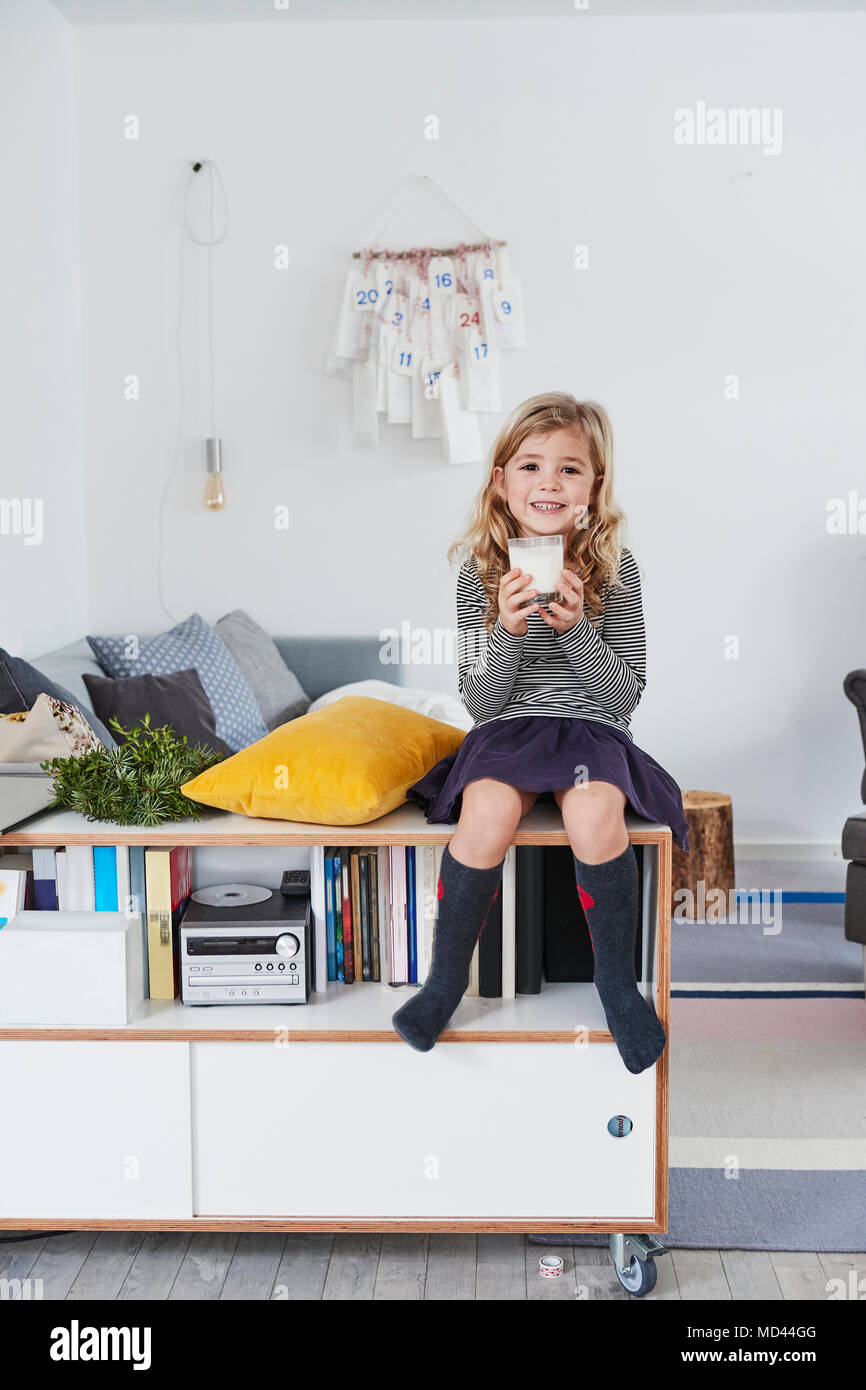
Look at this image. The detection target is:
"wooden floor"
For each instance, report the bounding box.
[1,1231,864,1300]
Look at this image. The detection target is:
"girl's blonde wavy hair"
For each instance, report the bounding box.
[447,393,627,632]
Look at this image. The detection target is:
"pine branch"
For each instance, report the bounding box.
[40,715,225,826]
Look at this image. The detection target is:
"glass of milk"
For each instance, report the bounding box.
[507,534,564,607]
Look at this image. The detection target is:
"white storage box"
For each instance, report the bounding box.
[0,911,145,1026]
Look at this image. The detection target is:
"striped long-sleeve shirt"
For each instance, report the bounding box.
[456,547,646,741]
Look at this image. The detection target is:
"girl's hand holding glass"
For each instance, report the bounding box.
[498,567,540,637]
[535,568,584,634]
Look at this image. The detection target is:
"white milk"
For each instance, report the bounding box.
[508,535,563,597]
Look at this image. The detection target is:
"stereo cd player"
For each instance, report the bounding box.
[180,888,312,1005]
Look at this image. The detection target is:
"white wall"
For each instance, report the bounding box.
[0,0,87,658]
[39,11,866,844]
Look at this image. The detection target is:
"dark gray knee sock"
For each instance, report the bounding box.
[392,842,504,1052]
[573,844,667,1075]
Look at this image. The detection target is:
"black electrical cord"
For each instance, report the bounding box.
[0,1231,66,1242]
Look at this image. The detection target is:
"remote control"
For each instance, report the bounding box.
[280,868,311,897]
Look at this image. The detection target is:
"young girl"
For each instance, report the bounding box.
[392,392,690,1074]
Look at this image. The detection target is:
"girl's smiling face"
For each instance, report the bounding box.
[493,426,598,539]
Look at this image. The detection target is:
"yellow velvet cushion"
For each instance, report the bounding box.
[179,695,466,824]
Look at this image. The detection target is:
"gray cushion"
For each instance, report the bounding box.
[87,613,268,753]
[83,668,231,757]
[215,609,310,731]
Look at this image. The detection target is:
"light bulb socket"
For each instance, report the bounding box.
[206,438,223,474]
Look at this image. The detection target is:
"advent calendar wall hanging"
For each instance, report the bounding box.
[325,175,526,464]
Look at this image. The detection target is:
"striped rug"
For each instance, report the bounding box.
[540,894,866,1251]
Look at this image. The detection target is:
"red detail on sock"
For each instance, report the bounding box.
[437,875,443,900]
[576,880,595,947]
[476,884,500,942]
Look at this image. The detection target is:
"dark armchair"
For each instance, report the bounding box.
[842,671,866,960]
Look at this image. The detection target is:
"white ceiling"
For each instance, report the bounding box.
[46,0,866,25]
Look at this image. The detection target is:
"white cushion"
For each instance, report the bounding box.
[307,680,474,732]
[0,693,102,763]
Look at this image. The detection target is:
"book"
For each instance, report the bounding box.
[323,850,337,980]
[339,847,355,983]
[93,845,118,911]
[31,847,58,911]
[467,851,508,998]
[93,845,131,916]
[0,867,28,925]
[333,847,345,982]
[515,845,544,994]
[541,845,643,981]
[115,845,131,920]
[367,850,380,982]
[406,846,417,984]
[477,871,503,998]
[501,847,516,1001]
[468,934,480,996]
[128,846,148,997]
[350,848,365,981]
[377,846,392,984]
[144,846,192,999]
[543,844,593,982]
[65,846,95,912]
[358,850,370,982]
[389,846,408,984]
[0,851,34,912]
[320,847,391,986]
[55,849,69,909]
[430,844,444,980]
[416,845,438,985]
[310,844,327,993]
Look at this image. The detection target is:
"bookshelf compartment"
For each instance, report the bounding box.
[0,1041,193,1220]
[190,1040,657,1222]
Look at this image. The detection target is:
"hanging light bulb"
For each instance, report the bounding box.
[204,438,225,509]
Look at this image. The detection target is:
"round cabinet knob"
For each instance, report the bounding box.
[275,932,300,958]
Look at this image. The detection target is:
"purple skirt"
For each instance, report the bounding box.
[405,714,690,854]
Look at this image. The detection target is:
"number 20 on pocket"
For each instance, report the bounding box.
[352,275,379,311]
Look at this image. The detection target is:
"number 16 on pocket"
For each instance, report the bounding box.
[428,256,455,296]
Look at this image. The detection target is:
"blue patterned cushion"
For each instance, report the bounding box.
[86,613,268,753]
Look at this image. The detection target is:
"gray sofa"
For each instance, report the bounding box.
[842,670,866,964]
[4,634,409,779]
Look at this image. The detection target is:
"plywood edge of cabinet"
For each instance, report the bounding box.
[0,1026,622,1043]
[0,806,672,848]
[0,1215,666,1234]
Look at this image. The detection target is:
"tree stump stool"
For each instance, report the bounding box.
[671,790,735,920]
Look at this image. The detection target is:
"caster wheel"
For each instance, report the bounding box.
[614,1254,658,1297]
